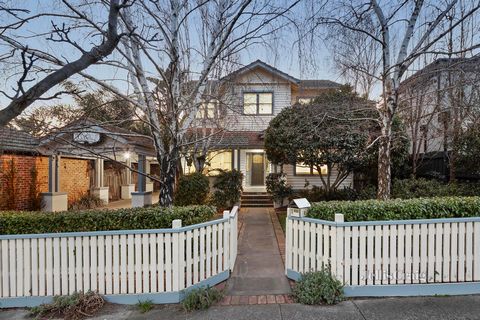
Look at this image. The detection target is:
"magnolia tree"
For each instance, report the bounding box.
[300,0,480,199]
[264,86,374,193]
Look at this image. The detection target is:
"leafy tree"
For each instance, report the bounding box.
[265,86,373,193]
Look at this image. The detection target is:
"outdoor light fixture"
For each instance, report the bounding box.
[124,151,131,160]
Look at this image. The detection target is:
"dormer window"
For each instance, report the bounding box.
[196,100,217,119]
[243,92,273,115]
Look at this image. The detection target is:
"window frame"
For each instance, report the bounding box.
[242,91,274,115]
[293,162,328,176]
[196,100,218,119]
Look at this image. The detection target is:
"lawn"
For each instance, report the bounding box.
[276,210,287,233]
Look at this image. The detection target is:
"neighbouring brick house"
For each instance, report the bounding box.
[0,127,92,210]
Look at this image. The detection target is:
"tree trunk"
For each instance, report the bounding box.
[377,113,393,200]
[193,155,206,173]
[158,151,178,207]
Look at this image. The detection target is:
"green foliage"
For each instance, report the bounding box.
[174,172,210,205]
[296,185,359,202]
[69,193,104,210]
[29,291,104,320]
[456,126,480,175]
[307,197,480,222]
[293,264,344,305]
[266,173,293,202]
[0,205,215,235]
[265,86,373,192]
[212,169,243,209]
[136,300,154,313]
[182,286,223,312]
[392,178,480,199]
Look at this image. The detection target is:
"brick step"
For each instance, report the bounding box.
[241,194,271,199]
[241,203,273,207]
[241,199,273,204]
[242,192,269,195]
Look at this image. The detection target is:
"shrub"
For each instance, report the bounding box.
[29,291,104,320]
[69,193,104,210]
[174,172,210,206]
[295,185,359,202]
[392,178,480,199]
[266,173,293,203]
[182,286,223,312]
[0,205,215,235]
[136,300,154,313]
[212,169,243,209]
[293,264,344,305]
[307,197,480,222]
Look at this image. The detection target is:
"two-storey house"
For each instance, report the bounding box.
[182,60,353,192]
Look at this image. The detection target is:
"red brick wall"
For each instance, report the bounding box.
[0,154,91,210]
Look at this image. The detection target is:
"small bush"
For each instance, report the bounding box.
[212,169,243,209]
[182,286,223,312]
[295,185,359,202]
[69,193,104,210]
[0,205,215,235]
[293,265,344,305]
[392,178,480,199]
[266,173,293,203]
[29,291,104,320]
[308,197,480,222]
[136,300,154,313]
[174,172,210,206]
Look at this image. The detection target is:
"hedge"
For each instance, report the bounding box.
[307,197,480,222]
[0,205,216,235]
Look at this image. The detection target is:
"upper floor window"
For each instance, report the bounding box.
[243,92,273,115]
[196,101,217,119]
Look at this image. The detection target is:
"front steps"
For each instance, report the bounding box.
[241,192,273,208]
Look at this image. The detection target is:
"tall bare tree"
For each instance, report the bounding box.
[304,0,480,199]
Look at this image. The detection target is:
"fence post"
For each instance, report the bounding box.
[285,209,292,274]
[335,214,344,281]
[223,211,231,271]
[230,207,238,269]
[172,219,183,291]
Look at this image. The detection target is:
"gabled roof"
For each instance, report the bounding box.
[0,127,39,154]
[221,60,300,84]
[299,79,342,89]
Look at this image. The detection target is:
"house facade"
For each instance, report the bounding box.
[183,60,353,192]
[398,56,480,178]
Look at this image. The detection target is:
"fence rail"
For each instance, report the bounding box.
[0,206,238,307]
[285,210,480,296]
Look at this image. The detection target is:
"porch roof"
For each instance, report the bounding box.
[210,131,265,149]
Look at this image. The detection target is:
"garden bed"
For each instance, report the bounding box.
[0,205,215,235]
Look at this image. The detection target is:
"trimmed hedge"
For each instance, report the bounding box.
[307,197,480,222]
[0,205,216,235]
[174,172,210,206]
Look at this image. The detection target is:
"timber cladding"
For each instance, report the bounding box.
[0,155,91,210]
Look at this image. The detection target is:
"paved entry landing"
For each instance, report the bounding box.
[226,207,291,296]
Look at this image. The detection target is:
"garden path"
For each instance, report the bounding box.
[225,207,291,296]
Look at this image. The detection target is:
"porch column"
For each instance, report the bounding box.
[121,158,135,199]
[91,158,109,204]
[41,155,67,212]
[145,159,154,192]
[131,154,152,207]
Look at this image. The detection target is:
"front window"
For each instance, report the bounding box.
[295,162,328,175]
[205,150,232,175]
[243,92,273,115]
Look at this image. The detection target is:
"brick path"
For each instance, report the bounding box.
[218,207,293,306]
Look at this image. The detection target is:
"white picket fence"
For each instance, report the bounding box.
[286,210,480,296]
[0,206,238,306]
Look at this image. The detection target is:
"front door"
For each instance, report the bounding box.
[250,153,264,186]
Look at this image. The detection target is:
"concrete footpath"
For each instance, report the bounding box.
[2,295,480,319]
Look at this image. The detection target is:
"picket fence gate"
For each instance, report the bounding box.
[285,210,480,296]
[0,206,238,307]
